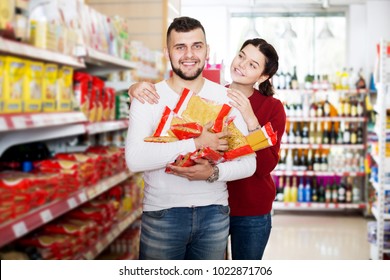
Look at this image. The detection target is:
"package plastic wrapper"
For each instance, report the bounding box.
[246,122,278,152]
[145,88,277,170]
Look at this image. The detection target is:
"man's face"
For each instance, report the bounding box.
[166,28,209,81]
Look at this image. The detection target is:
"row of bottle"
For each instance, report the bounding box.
[273,67,367,91]
[275,176,362,204]
[283,95,366,118]
[276,148,365,173]
[282,121,365,145]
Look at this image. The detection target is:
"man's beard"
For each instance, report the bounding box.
[170,61,204,81]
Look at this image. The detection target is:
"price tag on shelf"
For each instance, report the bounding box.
[328,203,336,209]
[78,192,87,203]
[300,203,308,208]
[40,209,53,223]
[12,222,28,238]
[67,197,78,209]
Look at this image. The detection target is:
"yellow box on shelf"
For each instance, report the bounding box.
[42,64,58,112]
[23,60,44,112]
[0,56,4,112]
[57,66,73,111]
[2,56,25,113]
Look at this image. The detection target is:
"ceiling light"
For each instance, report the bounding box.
[318,22,334,39]
[281,22,297,39]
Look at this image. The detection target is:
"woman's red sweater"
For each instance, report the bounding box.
[228,89,286,216]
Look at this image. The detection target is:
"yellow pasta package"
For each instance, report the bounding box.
[57,66,73,111]
[42,64,58,112]
[3,56,25,113]
[0,56,4,112]
[23,60,44,112]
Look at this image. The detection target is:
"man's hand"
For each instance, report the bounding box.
[194,122,229,152]
[167,159,214,181]
[128,82,160,104]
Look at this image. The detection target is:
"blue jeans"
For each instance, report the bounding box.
[139,205,230,260]
[229,213,272,260]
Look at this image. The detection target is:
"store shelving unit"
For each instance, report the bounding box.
[273,88,369,212]
[0,171,132,248]
[0,33,142,259]
[369,39,390,260]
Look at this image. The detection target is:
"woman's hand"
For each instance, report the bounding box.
[128,82,160,104]
[227,88,259,131]
[167,158,214,181]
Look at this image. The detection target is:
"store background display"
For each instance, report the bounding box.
[0,0,162,259]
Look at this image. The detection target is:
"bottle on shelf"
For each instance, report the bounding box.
[295,122,302,144]
[285,149,293,171]
[345,177,353,203]
[329,122,337,144]
[304,177,312,203]
[331,177,338,204]
[350,123,357,144]
[315,122,323,145]
[338,177,346,203]
[278,149,287,171]
[313,149,321,172]
[309,122,316,144]
[307,149,314,171]
[343,122,351,144]
[325,179,332,203]
[298,177,305,202]
[288,123,296,144]
[351,177,361,203]
[291,66,299,90]
[318,178,325,203]
[311,177,318,203]
[322,121,330,144]
[323,95,331,117]
[290,176,298,203]
[299,149,307,171]
[276,176,284,202]
[356,123,364,144]
[301,122,309,144]
[356,68,367,89]
[283,176,291,202]
[320,150,328,171]
[293,149,300,171]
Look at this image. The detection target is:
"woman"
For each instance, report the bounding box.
[128,38,286,260]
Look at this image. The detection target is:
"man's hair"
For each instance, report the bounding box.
[167,16,206,43]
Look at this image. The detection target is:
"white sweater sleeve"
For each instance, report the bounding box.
[217,154,256,182]
[125,99,196,172]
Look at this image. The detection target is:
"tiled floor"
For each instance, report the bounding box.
[262,212,373,260]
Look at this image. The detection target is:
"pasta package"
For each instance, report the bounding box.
[146,88,260,169]
[246,122,278,152]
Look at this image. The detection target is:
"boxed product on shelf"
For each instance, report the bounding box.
[0,171,59,222]
[0,56,4,112]
[73,72,92,118]
[0,0,15,39]
[2,56,25,113]
[23,60,44,112]
[57,66,73,111]
[92,76,104,122]
[367,221,390,248]
[42,64,58,112]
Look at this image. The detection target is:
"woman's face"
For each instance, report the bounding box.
[230,44,267,85]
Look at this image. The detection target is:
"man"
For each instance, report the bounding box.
[125,16,256,260]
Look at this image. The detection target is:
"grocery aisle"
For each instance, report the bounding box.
[263,212,372,260]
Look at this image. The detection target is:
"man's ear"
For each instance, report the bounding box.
[164,47,170,60]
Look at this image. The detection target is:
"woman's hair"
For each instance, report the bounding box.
[240,38,279,96]
[167,17,206,43]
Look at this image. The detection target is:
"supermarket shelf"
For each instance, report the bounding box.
[0,171,132,248]
[371,206,390,221]
[0,37,85,68]
[0,123,86,156]
[273,201,366,210]
[272,170,365,177]
[105,81,135,92]
[281,144,365,150]
[370,243,390,260]
[277,89,370,95]
[81,207,142,260]
[0,112,87,132]
[76,46,137,76]
[287,116,366,122]
[86,120,129,134]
